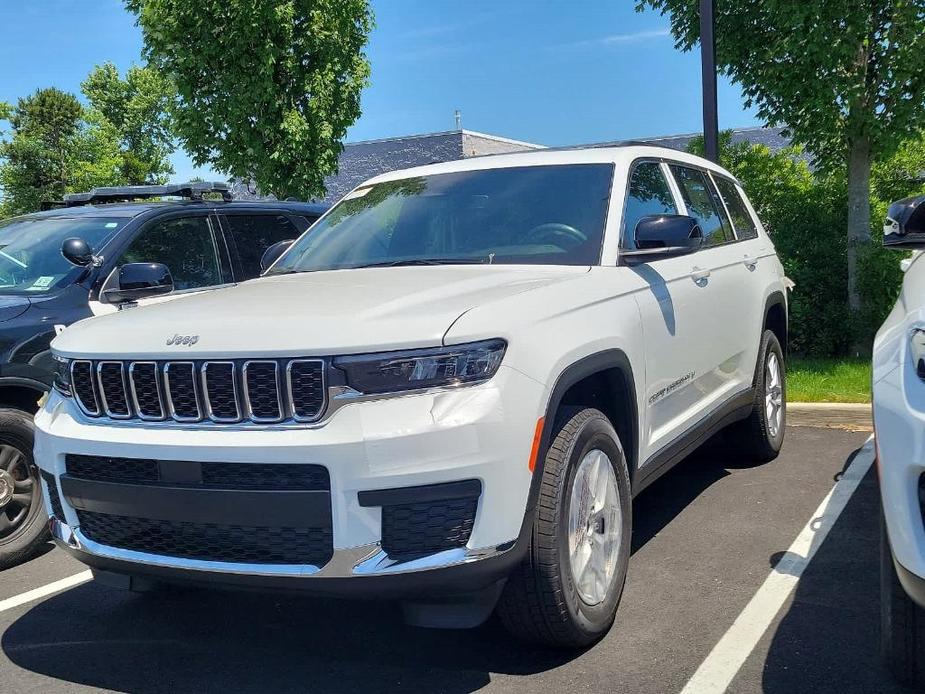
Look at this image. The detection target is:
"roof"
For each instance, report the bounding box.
[7,200,329,222]
[362,144,737,187]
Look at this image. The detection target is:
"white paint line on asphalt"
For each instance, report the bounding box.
[0,570,92,613]
[680,436,876,694]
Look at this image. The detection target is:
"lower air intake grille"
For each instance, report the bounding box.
[66,455,159,483]
[77,511,334,565]
[381,497,478,558]
[63,454,329,491]
[39,471,65,520]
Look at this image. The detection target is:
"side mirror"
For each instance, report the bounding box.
[622,215,703,263]
[61,237,95,267]
[260,239,294,274]
[100,263,174,305]
[884,195,925,249]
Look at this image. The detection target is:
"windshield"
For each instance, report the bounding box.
[0,216,128,294]
[269,164,613,274]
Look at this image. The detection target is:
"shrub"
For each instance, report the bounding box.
[688,132,924,356]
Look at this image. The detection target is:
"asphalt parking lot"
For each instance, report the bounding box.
[0,424,906,693]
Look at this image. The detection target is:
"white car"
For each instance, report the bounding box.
[33,146,789,647]
[874,195,925,685]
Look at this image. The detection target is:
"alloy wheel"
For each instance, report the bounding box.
[765,351,784,439]
[0,444,38,540]
[568,448,622,606]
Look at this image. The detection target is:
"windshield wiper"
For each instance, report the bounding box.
[352,257,489,269]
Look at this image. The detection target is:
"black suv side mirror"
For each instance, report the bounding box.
[260,239,295,274]
[100,263,174,305]
[61,237,95,267]
[884,195,925,249]
[621,215,704,263]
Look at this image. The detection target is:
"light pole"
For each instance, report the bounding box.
[700,0,719,163]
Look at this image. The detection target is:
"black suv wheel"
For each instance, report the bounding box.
[0,409,50,570]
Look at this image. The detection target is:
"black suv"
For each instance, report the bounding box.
[0,182,327,568]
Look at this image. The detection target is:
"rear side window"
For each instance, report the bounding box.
[669,165,733,246]
[119,216,221,291]
[714,177,758,240]
[224,214,301,279]
[621,162,679,250]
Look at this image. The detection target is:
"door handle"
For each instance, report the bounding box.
[744,255,758,269]
[690,267,711,282]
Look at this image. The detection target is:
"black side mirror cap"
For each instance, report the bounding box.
[884,195,925,249]
[100,262,174,305]
[61,237,95,267]
[621,214,704,263]
[260,239,295,274]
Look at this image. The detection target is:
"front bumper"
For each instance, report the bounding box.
[35,365,545,596]
[875,360,925,600]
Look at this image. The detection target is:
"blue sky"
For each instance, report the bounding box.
[0,1,760,182]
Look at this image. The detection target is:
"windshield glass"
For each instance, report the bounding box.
[269,164,613,274]
[0,216,128,294]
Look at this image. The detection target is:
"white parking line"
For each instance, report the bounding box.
[680,437,876,694]
[0,571,93,613]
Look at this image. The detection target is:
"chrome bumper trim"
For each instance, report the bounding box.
[50,517,514,579]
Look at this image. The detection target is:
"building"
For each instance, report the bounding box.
[230,125,794,203]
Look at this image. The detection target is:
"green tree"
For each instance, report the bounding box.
[126,0,373,199]
[0,88,123,217]
[640,0,925,351]
[81,62,176,184]
[8,88,82,201]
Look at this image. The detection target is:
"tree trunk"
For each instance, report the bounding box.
[846,133,871,354]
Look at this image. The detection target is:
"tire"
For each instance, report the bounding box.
[497,407,632,648]
[727,329,786,462]
[0,408,50,570]
[881,509,925,687]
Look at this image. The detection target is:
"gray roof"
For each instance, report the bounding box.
[231,125,798,204]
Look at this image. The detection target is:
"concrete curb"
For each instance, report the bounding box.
[788,402,872,431]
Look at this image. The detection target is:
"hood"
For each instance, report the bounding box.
[0,296,30,323]
[53,265,589,358]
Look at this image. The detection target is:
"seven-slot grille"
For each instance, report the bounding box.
[70,358,325,424]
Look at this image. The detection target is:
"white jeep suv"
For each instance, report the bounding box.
[34,146,789,647]
[875,195,925,685]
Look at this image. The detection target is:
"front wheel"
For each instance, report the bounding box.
[881,510,925,687]
[496,407,632,648]
[0,408,50,570]
[727,329,786,462]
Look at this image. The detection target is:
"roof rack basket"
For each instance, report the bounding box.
[63,182,232,207]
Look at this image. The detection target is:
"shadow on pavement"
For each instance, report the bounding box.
[758,465,914,693]
[1,583,583,693]
[632,431,773,552]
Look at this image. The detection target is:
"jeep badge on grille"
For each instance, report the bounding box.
[166,334,199,346]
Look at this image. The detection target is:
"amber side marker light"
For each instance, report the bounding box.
[528,417,545,473]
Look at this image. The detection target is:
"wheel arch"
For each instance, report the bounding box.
[0,378,49,415]
[513,349,639,553]
[763,291,788,355]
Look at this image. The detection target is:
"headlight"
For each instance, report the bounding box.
[334,339,506,395]
[52,355,72,396]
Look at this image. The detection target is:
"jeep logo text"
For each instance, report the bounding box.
[166,334,199,346]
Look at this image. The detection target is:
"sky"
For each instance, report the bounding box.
[0,0,761,183]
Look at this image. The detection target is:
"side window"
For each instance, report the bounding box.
[714,177,758,240]
[621,162,679,249]
[669,165,733,246]
[224,214,301,279]
[119,216,221,291]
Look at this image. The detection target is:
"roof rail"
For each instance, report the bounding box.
[63,182,232,207]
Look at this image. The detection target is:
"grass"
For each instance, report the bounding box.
[787,357,871,403]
